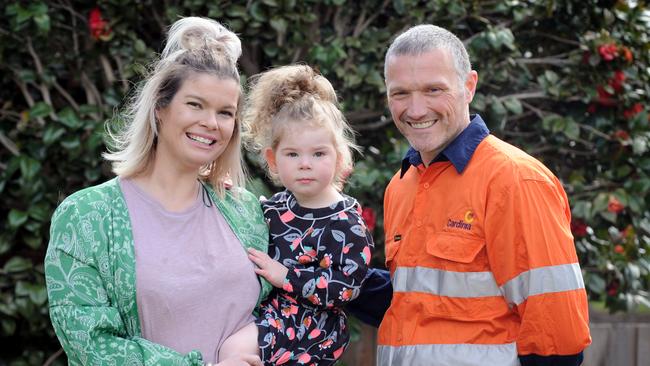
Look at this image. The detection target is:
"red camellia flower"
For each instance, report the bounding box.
[609,70,626,93]
[89,8,112,41]
[614,245,625,254]
[586,103,597,114]
[613,129,630,140]
[606,280,619,297]
[620,46,633,62]
[596,85,616,107]
[598,43,618,61]
[361,206,376,232]
[607,196,624,213]
[623,103,643,120]
[570,219,588,237]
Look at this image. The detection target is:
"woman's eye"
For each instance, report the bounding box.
[219,110,234,117]
[187,101,201,108]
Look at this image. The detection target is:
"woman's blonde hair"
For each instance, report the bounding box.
[103,17,245,196]
[242,65,358,190]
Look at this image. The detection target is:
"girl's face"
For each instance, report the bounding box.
[155,72,239,174]
[265,123,342,208]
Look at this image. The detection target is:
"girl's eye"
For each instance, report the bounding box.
[314,151,325,157]
[287,152,298,157]
[219,110,234,117]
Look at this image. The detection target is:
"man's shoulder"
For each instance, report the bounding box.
[476,135,557,184]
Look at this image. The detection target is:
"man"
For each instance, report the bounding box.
[375,24,591,365]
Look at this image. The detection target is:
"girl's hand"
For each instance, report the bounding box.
[248,248,289,288]
[215,354,262,366]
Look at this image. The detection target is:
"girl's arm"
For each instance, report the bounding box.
[249,212,374,309]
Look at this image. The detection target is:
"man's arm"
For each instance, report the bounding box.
[345,268,393,327]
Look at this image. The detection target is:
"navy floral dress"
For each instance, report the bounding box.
[255,191,374,365]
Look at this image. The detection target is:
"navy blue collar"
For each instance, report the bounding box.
[400,114,490,177]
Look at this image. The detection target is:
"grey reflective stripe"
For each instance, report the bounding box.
[392,266,501,298]
[500,262,585,306]
[377,343,520,366]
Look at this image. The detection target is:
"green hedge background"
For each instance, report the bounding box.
[1,0,649,364]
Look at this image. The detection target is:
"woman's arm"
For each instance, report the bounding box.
[45,193,204,366]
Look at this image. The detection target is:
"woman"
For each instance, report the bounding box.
[45,17,270,366]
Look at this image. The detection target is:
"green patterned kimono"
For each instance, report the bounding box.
[45,178,272,365]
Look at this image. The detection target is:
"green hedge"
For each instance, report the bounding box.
[1,0,649,364]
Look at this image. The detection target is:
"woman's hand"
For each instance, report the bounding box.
[215,354,262,366]
[247,248,288,288]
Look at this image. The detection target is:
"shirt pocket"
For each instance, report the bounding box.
[426,233,486,267]
[385,236,401,270]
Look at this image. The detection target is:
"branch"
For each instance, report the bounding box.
[43,348,64,366]
[497,91,547,102]
[14,77,46,127]
[26,37,58,122]
[533,31,581,46]
[0,131,19,156]
[514,57,574,66]
[579,124,612,141]
[352,116,393,131]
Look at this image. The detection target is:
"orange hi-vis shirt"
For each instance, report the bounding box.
[378,117,591,366]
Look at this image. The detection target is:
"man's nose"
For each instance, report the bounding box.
[406,93,428,120]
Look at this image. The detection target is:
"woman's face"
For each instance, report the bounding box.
[155,72,239,173]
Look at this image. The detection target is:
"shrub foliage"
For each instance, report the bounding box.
[1,0,649,364]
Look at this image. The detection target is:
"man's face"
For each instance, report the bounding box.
[385,48,477,165]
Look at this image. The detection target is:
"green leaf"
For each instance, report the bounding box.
[586,273,606,294]
[19,156,41,180]
[29,102,52,118]
[8,210,28,228]
[43,125,65,145]
[269,17,288,35]
[503,98,523,115]
[3,257,32,273]
[57,107,82,129]
[226,5,247,18]
[564,120,580,140]
[1,319,16,336]
[249,2,266,22]
[262,0,279,5]
[15,281,48,305]
[393,0,406,15]
[33,13,50,32]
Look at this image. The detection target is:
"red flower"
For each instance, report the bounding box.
[614,245,625,254]
[586,103,597,114]
[620,46,633,62]
[613,130,630,140]
[88,8,112,41]
[361,206,376,232]
[607,196,624,213]
[598,43,618,61]
[596,85,616,107]
[570,219,588,237]
[608,70,626,93]
[623,103,643,120]
[606,280,619,296]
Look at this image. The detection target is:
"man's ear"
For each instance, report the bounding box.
[464,70,479,104]
[264,148,277,173]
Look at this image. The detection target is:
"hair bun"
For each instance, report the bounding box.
[162,17,241,66]
[265,65,338,116]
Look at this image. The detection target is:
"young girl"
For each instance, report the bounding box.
[219,65,374,365]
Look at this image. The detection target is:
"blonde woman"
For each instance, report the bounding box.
[45,17,270,366]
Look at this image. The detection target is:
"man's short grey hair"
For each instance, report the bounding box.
[384,24,471,84]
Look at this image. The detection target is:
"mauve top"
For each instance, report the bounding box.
[120,178,260,363]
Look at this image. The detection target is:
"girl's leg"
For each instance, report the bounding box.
[218,322,259,362]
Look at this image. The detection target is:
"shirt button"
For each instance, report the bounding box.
[423,183,430,189]
[416,220,422,227]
